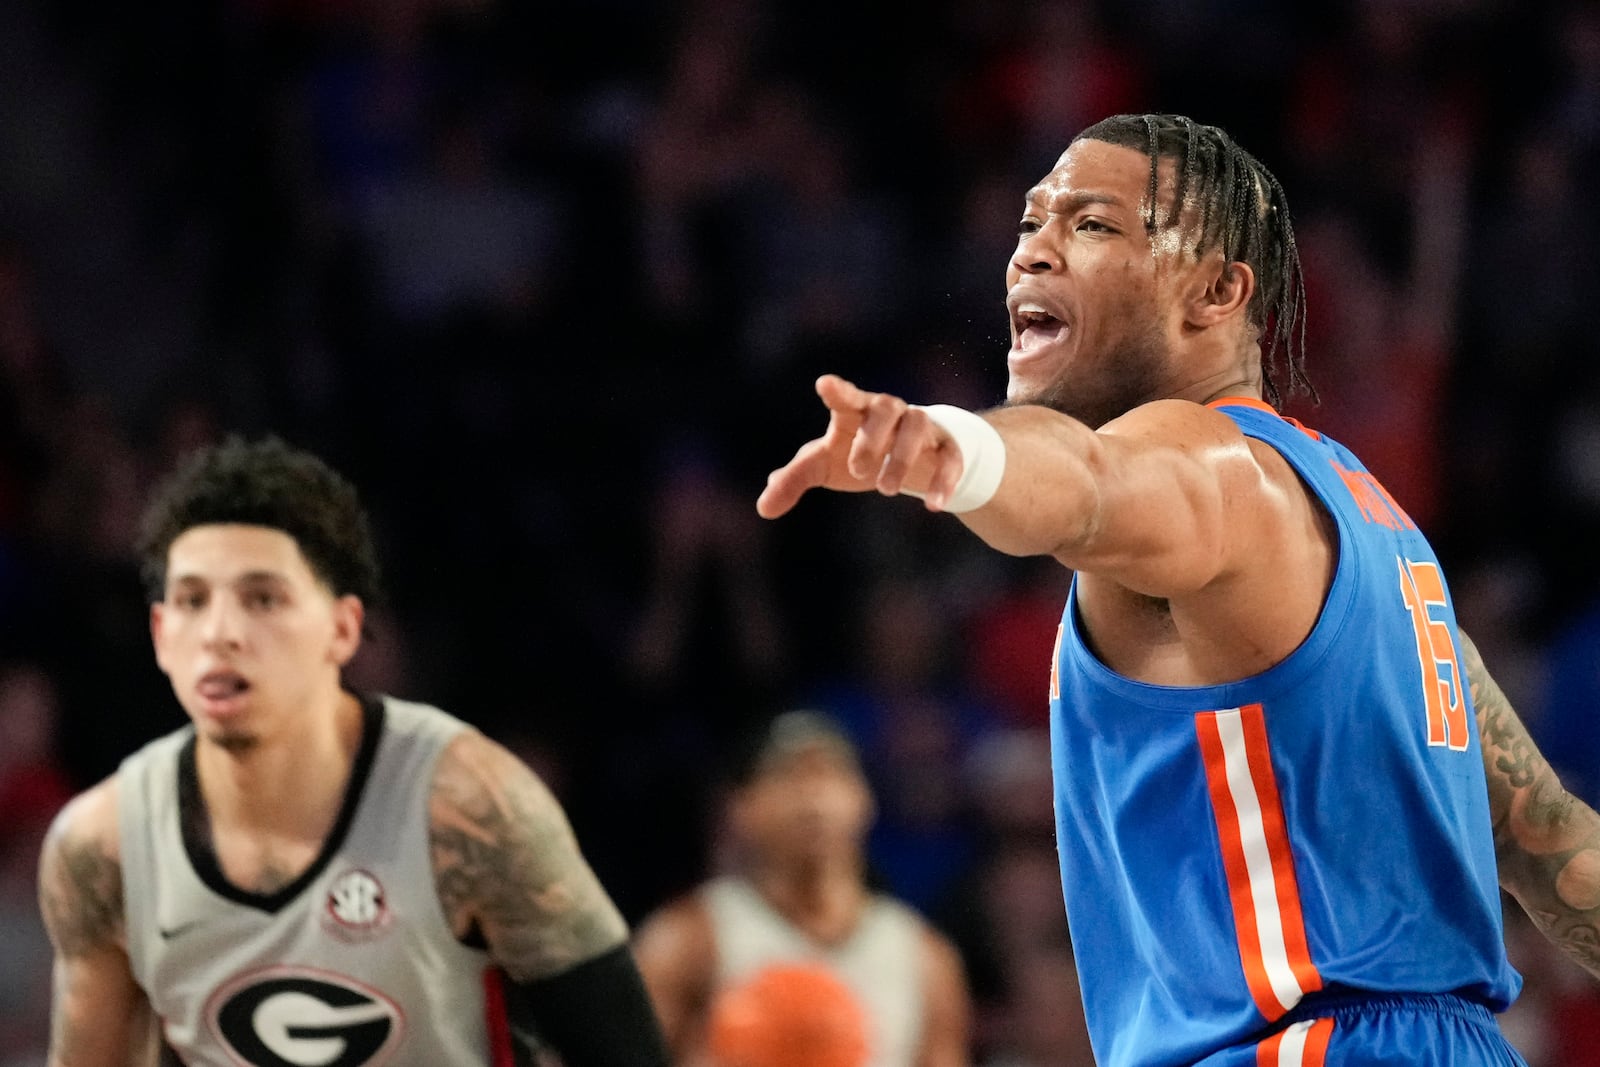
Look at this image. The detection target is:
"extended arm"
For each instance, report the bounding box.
[37,783,157,1067]
[429,730,670,1065]
[1462,629,1600,979]
[757,375,1312,600]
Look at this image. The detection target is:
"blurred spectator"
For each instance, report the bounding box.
[978,944,1096,1067]
[964,0,1148,178]
[734,86,908,376]
[353,106,564,325]
[0,663,71,848]
[633,0,768,321]
[805,576,994,913]
[1550,1,1600,169]
[963,557,1071,730]
[933,728,1066,1061]
[0,817,50,1067]
[1532,597,1600,808]
[628,437,793,728]
[1499,901,1600,1067]
[1287,105,1472,535]
[0,663,69,1067]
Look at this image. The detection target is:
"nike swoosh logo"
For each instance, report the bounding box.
[158,921,203,941]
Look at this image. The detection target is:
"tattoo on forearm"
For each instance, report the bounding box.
[1561,923,1600,970]
[40,826,124,957]
[430,736,626,982]
[1461,629,1600,979]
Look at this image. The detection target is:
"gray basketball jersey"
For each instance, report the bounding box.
[701,875,926,1067]
[118,695,506,1067]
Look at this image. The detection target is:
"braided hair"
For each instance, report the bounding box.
[1074,114,1315,409]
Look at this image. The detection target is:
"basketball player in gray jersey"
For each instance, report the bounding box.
[36,436,670,1067]
[634,711,972,1067]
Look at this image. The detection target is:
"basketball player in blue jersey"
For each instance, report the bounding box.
[756,113,1600,1066]
[36,437,671,1067]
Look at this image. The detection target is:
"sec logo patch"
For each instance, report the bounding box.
[322,869,392,942]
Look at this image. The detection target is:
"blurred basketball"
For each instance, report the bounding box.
[706,962,871,1067]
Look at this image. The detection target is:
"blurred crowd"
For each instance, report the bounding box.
[2,0,1600,1063]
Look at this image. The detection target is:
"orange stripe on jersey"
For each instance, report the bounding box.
[1204,396,1322,440]
[1303,1018,1334,1064]
[1197,705,1322,1021]
[1198,712,1276,1017]
[1255,1018,1335,1066]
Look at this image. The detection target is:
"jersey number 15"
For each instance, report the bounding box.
[1397,557,1467,752]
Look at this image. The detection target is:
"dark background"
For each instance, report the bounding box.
[3,1,1600,1063]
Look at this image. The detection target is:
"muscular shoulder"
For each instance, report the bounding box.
[1117,398,1327,560]
[429,727,531,807]
[427,728,628,980]
[1103,399,1292,484]
[426,727,570,923]
[38,777,127,957]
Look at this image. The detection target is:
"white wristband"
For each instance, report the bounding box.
[909,404,1007,512]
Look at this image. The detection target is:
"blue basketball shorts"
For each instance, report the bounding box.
[1197,991,1529,1066]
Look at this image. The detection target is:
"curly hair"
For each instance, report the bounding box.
[1074,113,1315,410]
[136,435,383,606]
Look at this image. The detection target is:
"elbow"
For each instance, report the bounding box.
[1498,784,1600,906]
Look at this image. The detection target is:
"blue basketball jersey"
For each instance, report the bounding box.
[1048,398,1521,1067]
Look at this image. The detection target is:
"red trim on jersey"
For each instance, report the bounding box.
[484,966,516,1067]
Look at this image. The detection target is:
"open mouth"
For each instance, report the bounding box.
[1011,302,1070,355]
[197,670,251,701]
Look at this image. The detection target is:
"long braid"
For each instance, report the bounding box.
[1075,114,1315,409]
[1141,115,1160,233]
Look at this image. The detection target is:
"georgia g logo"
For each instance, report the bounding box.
[206,967,404,1067]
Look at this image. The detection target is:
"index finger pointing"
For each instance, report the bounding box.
[816,374,874,413]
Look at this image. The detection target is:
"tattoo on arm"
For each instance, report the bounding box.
[430,733,628,982]
[39,818,125,959]
[1463,629,1600,978]
[40,794,154,1067]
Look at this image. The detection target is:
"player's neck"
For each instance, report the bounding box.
[1184,354,1262,408]
[196,688,365,838]
[753,858,868,944]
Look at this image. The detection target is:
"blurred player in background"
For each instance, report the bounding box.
[37,436,670,1066]
[633,710,971,1067]
[757,112,1600,1065]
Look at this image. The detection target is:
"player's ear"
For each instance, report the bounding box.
[330,594,365,667]
[1186,257,1255,329]
[151,601,172,673]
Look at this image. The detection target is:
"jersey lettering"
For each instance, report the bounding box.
[1331,462,1414,530]
[1397,557,1467,751]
